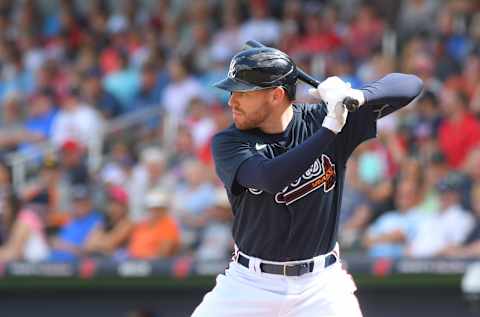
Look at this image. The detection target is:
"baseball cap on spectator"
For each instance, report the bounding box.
[71,184,91,200]
[108,185,128,205]
[145,189,169,208]
[436,173,464,193]
[61,139,82,153]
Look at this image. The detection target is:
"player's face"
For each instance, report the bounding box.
[228,89,274,130]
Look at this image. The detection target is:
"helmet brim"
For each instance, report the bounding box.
[213,77,262,92]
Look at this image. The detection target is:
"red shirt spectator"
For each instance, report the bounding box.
[296,9,342,55]
[438,89,480,169]
[438,113,480,168]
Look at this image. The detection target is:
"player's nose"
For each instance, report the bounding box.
[228,92,237,108]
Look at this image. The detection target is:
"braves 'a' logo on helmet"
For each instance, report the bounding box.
[228,59,237,79]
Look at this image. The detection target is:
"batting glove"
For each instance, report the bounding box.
[308,76,365,134]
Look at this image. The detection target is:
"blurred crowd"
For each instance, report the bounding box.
[0,0,479,264]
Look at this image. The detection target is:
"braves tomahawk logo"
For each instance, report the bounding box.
[248,154,336,205]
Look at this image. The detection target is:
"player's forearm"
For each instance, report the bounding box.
[236,127,336,193]
[360,73,423,119]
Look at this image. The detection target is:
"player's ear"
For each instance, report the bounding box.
[271,86,286,104]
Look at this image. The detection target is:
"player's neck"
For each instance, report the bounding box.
[258,104,293,134]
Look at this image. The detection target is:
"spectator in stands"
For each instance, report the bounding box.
[412,91,442,145]
[20,156,63,228]
[81,69,123,119]
[34,60,71,101]
[362,177,425,258]
[59,139,89,186]
[343,3,384,63]
[0,162,16,244]
[0,93,42,154]
[396,0,439,40]
[240,0,280,46]
[420,152,449,214]
[354,142,394,219]
[133,61,168,110]
[103,51,140,112]
[50,87,105,149]
[172,159,216,251]
[0,201,49,263]
[49,185,103,262]
[407,174,475,257]
[445,53,480,103]
[296,3,342,56]
[184,98,216,150]
[84,185,132,257]
[168,126,196,171]
[22,90,57,148]
[128,147,174,222]
[339,158,373,250]
[185,21,214,74]
[161,56,203,123]
[440,182,480,258]
[209,7,243,66]
[462,147,480,210]
[0,45,35,98]
[438,88,480,169]
[127,189,180,259]
[400,38,442,95]
[196,188,233,261]
[99,141,133,187]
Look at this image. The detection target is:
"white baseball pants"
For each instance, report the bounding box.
[192,259,363,317]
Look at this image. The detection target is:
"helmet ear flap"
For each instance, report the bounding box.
[284,84,296,100]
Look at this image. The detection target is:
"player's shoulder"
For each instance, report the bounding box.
[213,124,248,140]
[212,124,255,148]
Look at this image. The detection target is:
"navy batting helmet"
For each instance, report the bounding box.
[213,47,298,100]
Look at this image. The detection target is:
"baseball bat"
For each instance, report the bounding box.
[244,40,360,112]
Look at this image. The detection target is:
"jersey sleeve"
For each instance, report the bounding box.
[336,105,377,163]
[212,129,256,195]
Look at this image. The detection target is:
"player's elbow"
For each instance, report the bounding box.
[401,73,424,101]
[409,74,424,99]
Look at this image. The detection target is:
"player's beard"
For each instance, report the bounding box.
[233,103,271,130]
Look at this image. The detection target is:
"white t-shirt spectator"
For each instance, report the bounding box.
[408,205,475,257]
[162,77,203,122]
[240,18,280,46]
[18,208,49,262]
[51,103,104,148]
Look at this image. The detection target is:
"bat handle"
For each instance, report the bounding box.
[343,97,360,112]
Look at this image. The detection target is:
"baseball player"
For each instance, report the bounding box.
[192,46,423,316]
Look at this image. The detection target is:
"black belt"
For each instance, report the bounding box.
[236,253,337,277]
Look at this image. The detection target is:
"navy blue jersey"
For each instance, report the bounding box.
[212,103,377,261]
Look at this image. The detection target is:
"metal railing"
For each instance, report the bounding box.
[5,104,171,192]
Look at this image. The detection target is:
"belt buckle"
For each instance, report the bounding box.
[283,264,290,276]
[283,263,298,276]
[283,263,308,276]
